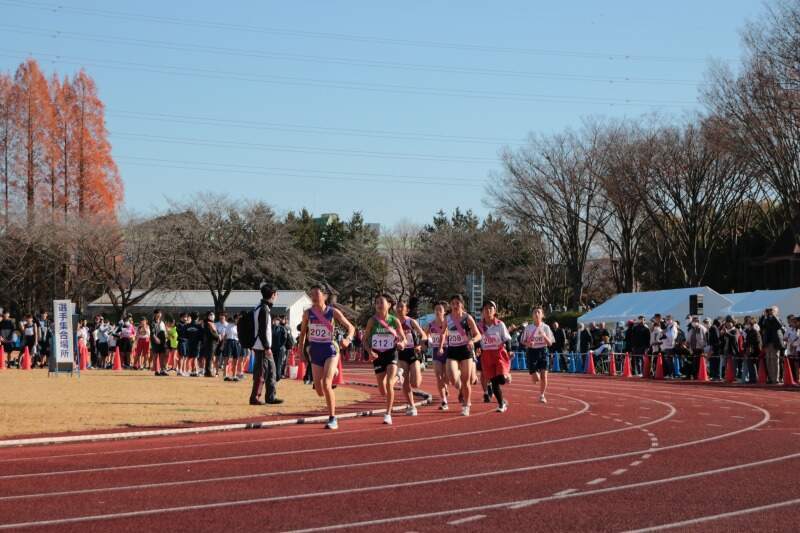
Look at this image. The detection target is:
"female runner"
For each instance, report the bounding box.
[363,294,407,425]
[476,301,512,412]
[298,285,355,430]
[395,301,427,416]
[426,301,450,410]
[444,294,482,416]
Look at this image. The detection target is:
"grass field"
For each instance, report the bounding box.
[0,369,368,438]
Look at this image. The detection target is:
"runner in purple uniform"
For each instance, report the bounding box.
[298,285,355,430]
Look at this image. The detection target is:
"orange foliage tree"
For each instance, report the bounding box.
[0,59,121,224]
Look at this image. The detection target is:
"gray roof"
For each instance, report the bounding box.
[88,290,310,310]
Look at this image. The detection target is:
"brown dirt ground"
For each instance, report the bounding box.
[0,369,368,438]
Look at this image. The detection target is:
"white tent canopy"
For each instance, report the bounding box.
[578,287,733,326]
[721,288,800,320]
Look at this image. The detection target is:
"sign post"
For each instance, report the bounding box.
[50,300,75,376]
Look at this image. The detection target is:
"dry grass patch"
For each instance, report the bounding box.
[0,369,368,438]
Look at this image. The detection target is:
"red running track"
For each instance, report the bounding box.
[0,368,799,532]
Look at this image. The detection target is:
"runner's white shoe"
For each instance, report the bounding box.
[439,402,449,411]
[461,405,470,417]
[539,394,547,404]
[325,417,338,430]
[406,406,418,416]
[383,413,393,425]
[496,401,508,413]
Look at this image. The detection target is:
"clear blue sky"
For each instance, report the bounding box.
[0,0,762,227]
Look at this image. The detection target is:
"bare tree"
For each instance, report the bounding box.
[630,121,752,286]
[590,120,654,293]
[81,216,179,317]
[703,0,800,239]
[490,128,609,308]
[381,222,423,302]
[171,194,314,313]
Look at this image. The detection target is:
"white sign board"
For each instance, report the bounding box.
[53,300,74,368]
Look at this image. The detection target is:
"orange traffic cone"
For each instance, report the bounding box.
[333,355,344,386]
[642,355,651,379]
[621,353,632,378]
[757,355,767,385]
[585,351,596,375]
[696,354,709,382]
[297,357,306,381]
[783,357,797,387]
[724,355,735,383]
[112,347,123,371]
[0,345,5,370]
[654,353,664,380]
[608,353,617,376]
[21,346,31,370]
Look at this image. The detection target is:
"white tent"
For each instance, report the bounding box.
[722,288,800,320]
[578,287,733,326]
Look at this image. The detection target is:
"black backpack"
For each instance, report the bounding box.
[238,307,257,349]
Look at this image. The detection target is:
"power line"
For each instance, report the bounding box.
[0,24,706,87]
[0,0,732,64]
[107,109,526,146]
[0,50,698,108]
[117,156,488,182]
[110,131,500,164]
[115,155,487,188]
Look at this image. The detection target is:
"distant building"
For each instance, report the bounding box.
[313,213,339,227]
[87,290,311,335]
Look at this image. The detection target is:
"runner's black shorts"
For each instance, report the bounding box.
[398,348,420,365]
[447,345,473,362]
[372,349,398,374]
[526,348,549,373]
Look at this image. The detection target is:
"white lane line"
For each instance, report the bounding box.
[287,451,799,532]
[553,488,578,496]
[0,402,497,465]
[611,469,627,476]
[0,390,772,530]
[641,454,652,459]
[0,397,671,499]
[731,415,745,419]
[624,422,633,426]
[447,515,486,526]
[586,478,607,485]
[697,412,710,416]
[613,419,623,423]
[0,395,593,481]
[629,461,642,467]
[640,407,651,410]
[622,497,800,532]
[706,424,722,428]
[719,406,732,410]
[669,420,684,423]
[639,416,651,420]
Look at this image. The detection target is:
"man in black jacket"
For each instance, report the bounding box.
[272,316,290,382]
[249,285,283,405]
[630,316,650,376]
[551,321,567,372]
[759,306,784,384]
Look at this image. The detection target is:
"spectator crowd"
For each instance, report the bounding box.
[2,304,799,387]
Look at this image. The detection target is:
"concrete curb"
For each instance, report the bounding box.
[0,381,433,449]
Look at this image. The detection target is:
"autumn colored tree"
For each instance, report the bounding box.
[70,70,121,216]
[0,72,14,226]
[12,59,52,222]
